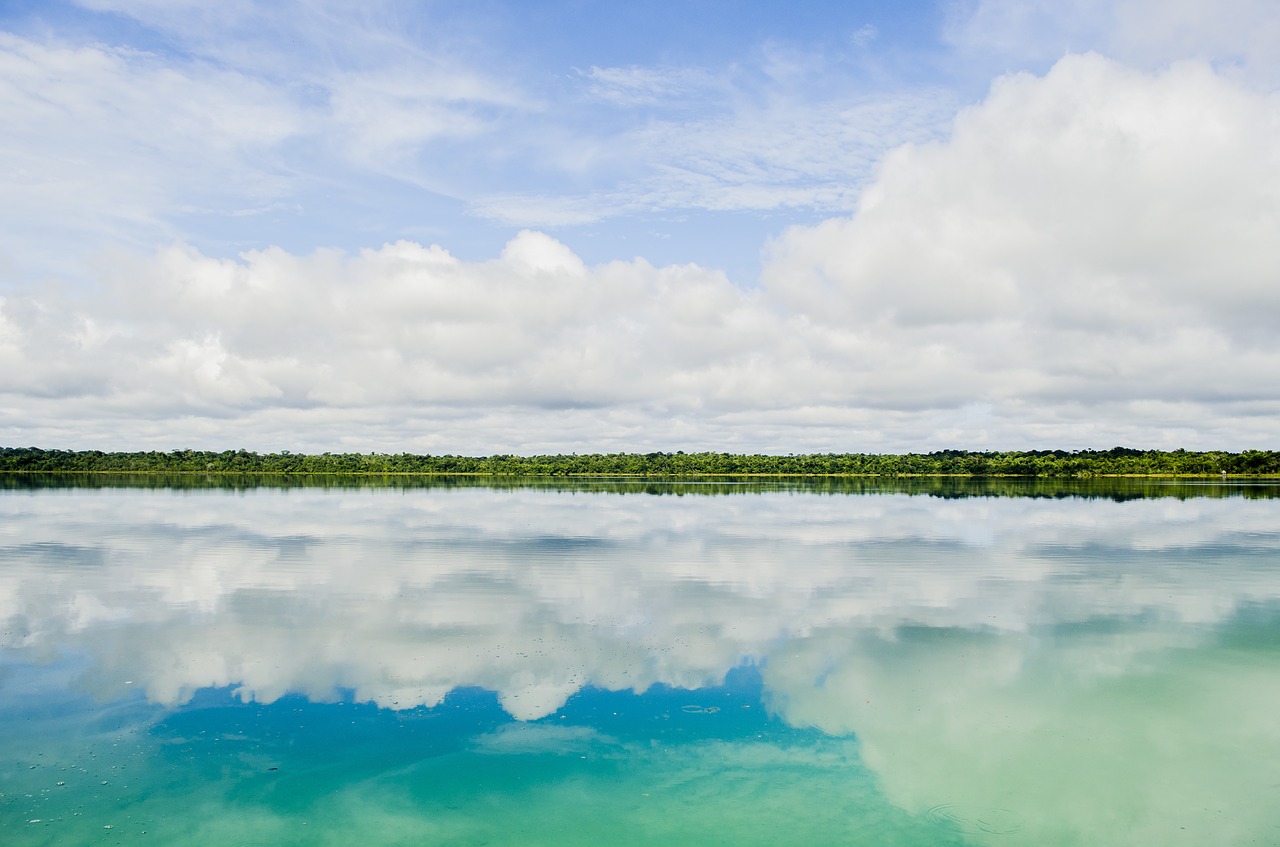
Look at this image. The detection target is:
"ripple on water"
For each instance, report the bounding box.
[926,803,1022,835]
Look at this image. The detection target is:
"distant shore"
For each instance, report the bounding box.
[3,447,1278,478]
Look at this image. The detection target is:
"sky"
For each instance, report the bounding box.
[1,0,1278,454]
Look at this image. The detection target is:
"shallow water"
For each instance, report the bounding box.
[2,479,1279,845]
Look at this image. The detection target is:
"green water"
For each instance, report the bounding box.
[2,480,1279,845]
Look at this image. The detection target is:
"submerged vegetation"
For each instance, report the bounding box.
[2,446,1277,477]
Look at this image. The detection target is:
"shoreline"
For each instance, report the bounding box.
[4,447,1279,478]
[3,469,1279,479]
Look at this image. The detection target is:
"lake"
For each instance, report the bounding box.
[2,477,1278,846]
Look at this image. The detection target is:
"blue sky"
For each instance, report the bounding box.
[2,1,1279,452]
[1,0,970,279]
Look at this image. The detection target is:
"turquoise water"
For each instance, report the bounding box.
[2,480,1279,845]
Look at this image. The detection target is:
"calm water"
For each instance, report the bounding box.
[2,478,1279,846]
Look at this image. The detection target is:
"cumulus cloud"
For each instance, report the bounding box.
[1,227,841,450]
[767,54,1280,322]
[760,53,1280,441]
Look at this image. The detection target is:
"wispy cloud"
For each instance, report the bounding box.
[0,31,304,269]
[581,64,720,106]
[472,84,958,226]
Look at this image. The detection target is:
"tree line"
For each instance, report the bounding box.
[2,446,1277,477]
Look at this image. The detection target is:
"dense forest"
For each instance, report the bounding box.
[2,446,1277,477]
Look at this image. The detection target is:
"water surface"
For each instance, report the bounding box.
[2,478,1278,845]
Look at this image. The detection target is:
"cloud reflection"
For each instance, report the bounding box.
[2,488,1278,713]
[3,485,1280,844]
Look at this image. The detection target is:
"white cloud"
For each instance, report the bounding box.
[327,68,525,172]
[946,0,1280,82]
[581,65,719,106]
[761,53,1280,431]
[3,231,818,451]
[0,18,527,277]
[767,54,1280,323]
[0,32,304,270]
[850,24,879,49]
[473,78,958,225]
